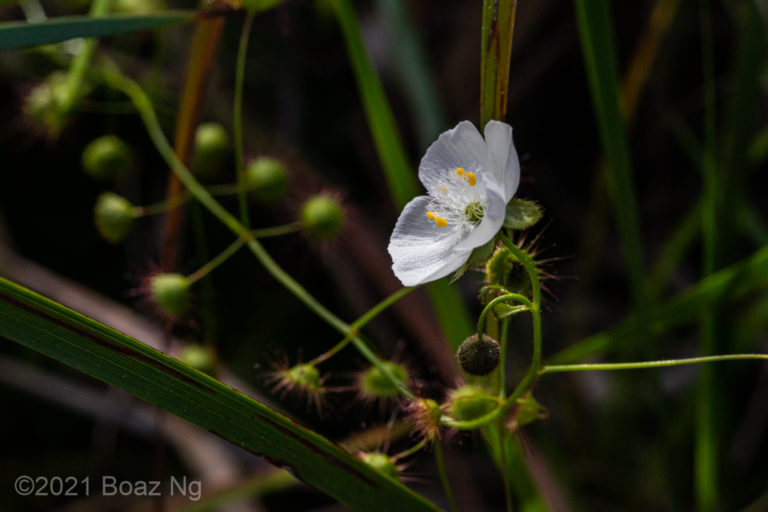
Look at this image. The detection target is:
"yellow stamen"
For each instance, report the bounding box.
[425,211,436,220]
[456,167,464,176]
[467,172,476,186]
[435,216,448,228]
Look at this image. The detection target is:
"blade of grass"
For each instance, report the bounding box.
[549,244,768,365]
[480,0,518,126]
[0,11,196,50]
[0,277,441,512]
[331,0,472,347]
[573,0,645,303]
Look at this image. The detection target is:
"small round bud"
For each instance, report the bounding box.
[447,385,497,422]
[193,123,230,181]
[360,361,408,398]
[179,344,216,375]
[301,196,344,240]
[151,273,191,317]
[457,333,500,376]
[359,452,400,480]
[94,192,135,243]
[503,198,543,230]
[245,157,289,203]
[283,363,322,392]
[24,71,69,133]
[82,135,132,181]
[405,398,442,441]
[485,246,532,297]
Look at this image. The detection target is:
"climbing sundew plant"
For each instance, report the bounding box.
[1,0,768,511]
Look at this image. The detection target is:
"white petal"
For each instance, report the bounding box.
[388,196,473,286]
[419,121,487,193]
[484,120,520,202]
[454,186,506,251]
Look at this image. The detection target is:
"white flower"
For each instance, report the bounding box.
[388,120,520,286]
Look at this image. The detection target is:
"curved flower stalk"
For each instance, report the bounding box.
[388,120,520,286]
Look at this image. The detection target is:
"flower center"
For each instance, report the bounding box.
[424,166,487,228]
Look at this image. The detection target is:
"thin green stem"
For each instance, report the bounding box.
[101,67,414,399]
[187,236,247,284]
[310,287,416,366]
[433,440,459,512]
[134,193,191,217]
[391,437,428,462]
[541,354,768,374]
[60,0,113,116]
[477,292,533,339]
[250,222,302,239]
[498,429,514,512]
[498,318,509,397]
[234,10,256,228]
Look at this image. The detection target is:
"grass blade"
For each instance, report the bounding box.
[0,277,441,512]
[573,0,645,302]
[0,11,196,50]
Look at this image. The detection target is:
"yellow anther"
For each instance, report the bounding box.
[456,167,465,176]
[426,211,437,220]
[467,172,476,186]
[435,216,448,228]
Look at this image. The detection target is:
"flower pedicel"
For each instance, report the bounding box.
[388,120,520,286]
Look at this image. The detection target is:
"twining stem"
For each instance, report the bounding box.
[498,429,514,512]
[234,10,256,228]
[542,354,768,373]
[433,440,459,512]
[101,68,414,399]
[187,236,247,284]
[477,293,533,339]
[310,286,416,365]
[498,319,509,397]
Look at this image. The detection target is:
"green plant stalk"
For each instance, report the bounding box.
[234,10,256,228]
[101,68,413,398]
[187,236,247,284]
[330,0,472,348]
[60,0,114,116]
[696,0,718,507]
[0,277,440,512]
[574,0,645,303]
[434,440,459,512]
[311,286,416,365]
[477,292,534,339]
[542,354,768,373]
[498,318,509,397]
[549,243,768,364]
[480,0,518,126]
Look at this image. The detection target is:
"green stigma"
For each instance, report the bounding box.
[464,201,485,223]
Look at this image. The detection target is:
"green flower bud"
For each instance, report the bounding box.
[447,385,497,422]
[94,192,135,243]
[503,198,543,230]
[82,135,132,181]
[360,452,400,480]
[457,333,500,376]
[360,361,408,398]
[245,157,288,203]
[484,246,533,299]
[179,344,216,375]
[24,71,70,133]
[151,273,191,317]
[193,123,230,181]
[509,392,549,433]
[282,363,323,394]
[301,196,344,240]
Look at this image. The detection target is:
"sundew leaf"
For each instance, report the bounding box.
[0,277,441,512]
[0,11,196,50]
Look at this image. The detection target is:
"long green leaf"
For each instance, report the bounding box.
[331,0,472,347]
[574,0,645,302]
[550,244,768,365]
[0,277,441,512]
[0,11,196,50]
